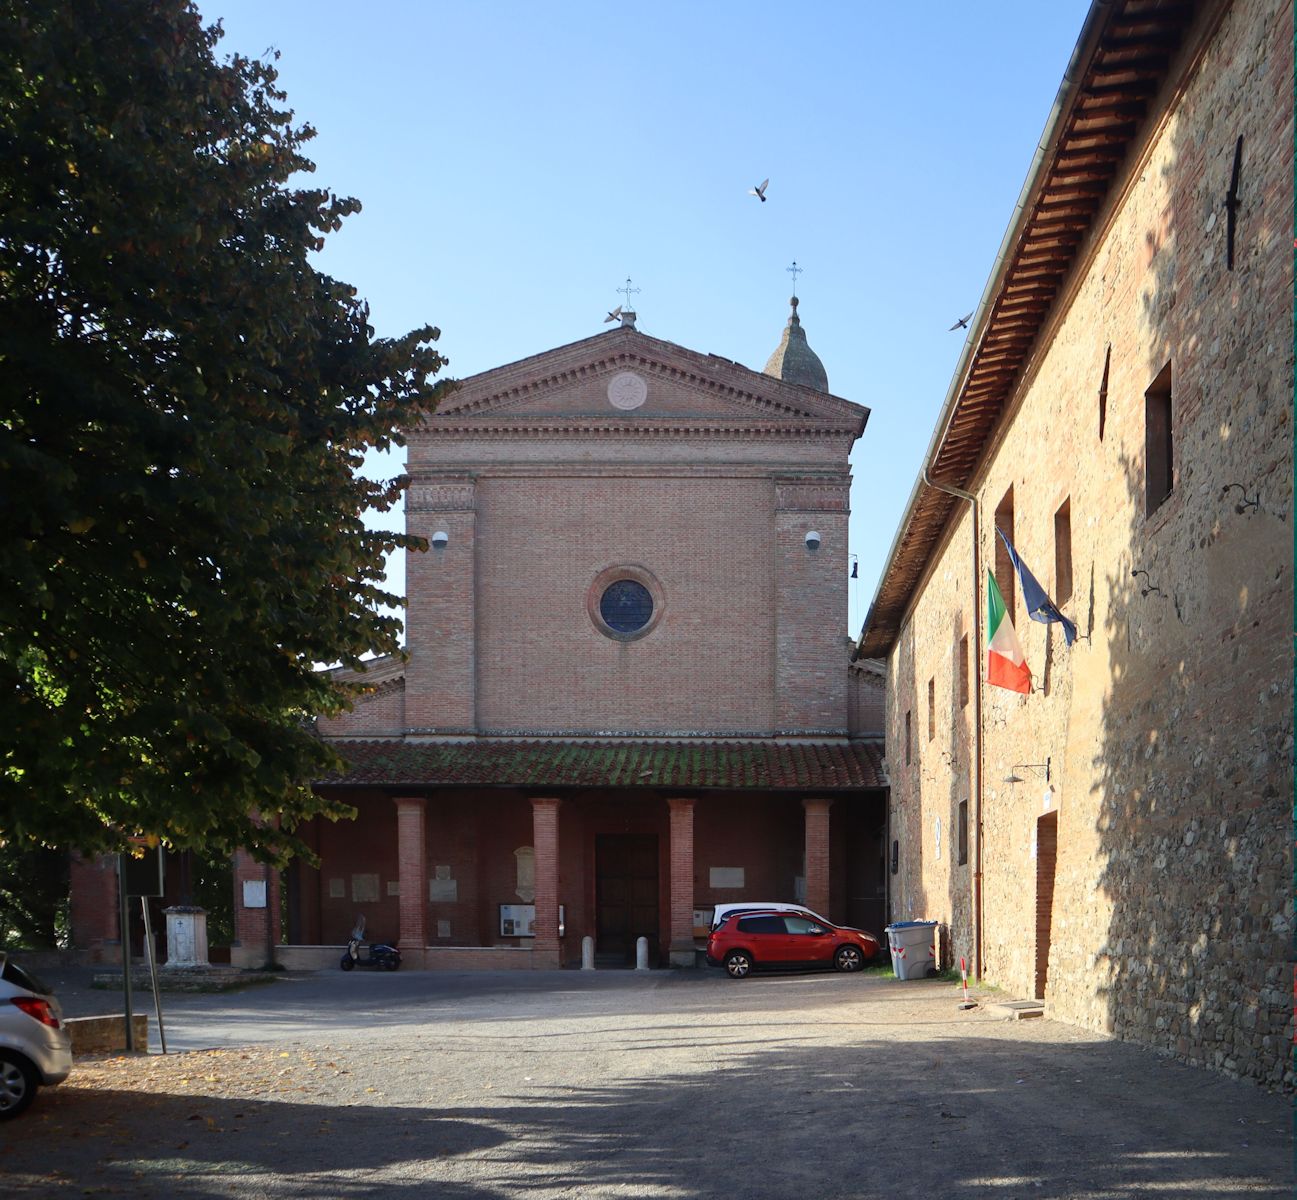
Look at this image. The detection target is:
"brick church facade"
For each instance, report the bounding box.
[227,303,887,969]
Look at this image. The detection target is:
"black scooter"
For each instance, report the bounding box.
[339,914,402,971]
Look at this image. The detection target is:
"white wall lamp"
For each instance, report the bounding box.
[804,530,821,551]
[430,530,449,549]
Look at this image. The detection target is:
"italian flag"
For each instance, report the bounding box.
[986,570,1031,694]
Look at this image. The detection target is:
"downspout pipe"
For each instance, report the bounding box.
[921,470,983,980]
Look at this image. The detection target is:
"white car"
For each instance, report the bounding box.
[0,953,72,1119]
[708,901,834,932]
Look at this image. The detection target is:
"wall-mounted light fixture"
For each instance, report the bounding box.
[805,530,821,551]
[430,530,449,549]
[1131,568,1163,598]
[849,553,858,579]
[1004,756,1051,785]
[1220,482,1259,514]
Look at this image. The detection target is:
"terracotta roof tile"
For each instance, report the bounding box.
[320,739,886,791]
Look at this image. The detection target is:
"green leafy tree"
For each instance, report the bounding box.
[0,1,447,862]
[0,842,68,947]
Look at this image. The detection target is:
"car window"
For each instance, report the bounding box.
[736,915,785,935]
[783,916,824,935]
[1,958,50,995]
[713,907,759,930]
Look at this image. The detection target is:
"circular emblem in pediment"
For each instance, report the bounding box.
[607,371,648,410]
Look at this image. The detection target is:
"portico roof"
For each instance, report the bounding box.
[319,738,886,792]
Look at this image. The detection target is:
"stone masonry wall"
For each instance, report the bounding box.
[886,0,1293,1087]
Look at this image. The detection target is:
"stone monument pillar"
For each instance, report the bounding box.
[164,906,209,968]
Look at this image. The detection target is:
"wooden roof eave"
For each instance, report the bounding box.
[855,0,1194,663]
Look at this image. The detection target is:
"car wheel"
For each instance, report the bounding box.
[0,1052,37,1121]
[340,955,355,971]
[382,955,400,971]
[724,950,753,979]
[834,945,864,973]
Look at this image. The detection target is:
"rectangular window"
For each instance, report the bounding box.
[994,486,1016,619]
[1145,361,1173,515]
[958,634,970,709]
[1054,498,1073,606]
[904,710,912,765]
[957,800,969,866]
[927,677,935,741]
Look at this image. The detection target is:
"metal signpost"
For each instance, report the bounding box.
[118,844,168,1054]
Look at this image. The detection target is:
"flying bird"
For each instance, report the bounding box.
[949,311,973,331]
[749,178,769,203]
[604,305,622,324]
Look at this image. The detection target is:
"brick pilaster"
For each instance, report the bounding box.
[803,798,833,919]
[69,853,121,964]
[394,796,428,967]
[530,797,562,967]
[667,798,697,966]
[230,847,281,969]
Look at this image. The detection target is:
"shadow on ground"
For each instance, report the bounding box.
[2,1023,1290,1199]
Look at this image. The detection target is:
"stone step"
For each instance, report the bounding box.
[988,999,1046,1020]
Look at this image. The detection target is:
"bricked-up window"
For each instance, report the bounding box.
[958,634,969,709]
[904,710,912,765]
[1145,361,1173,515]
[1054,498,1073,606]
[927,677,935,741]
[957,800,969,865]
[994,486,1016,619]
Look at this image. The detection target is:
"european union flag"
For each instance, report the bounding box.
[996,527,1077,647]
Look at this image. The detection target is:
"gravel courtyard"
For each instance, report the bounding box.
[2,968,1291,1198]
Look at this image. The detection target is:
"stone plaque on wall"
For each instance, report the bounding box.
[328,878,345,899]
[429,866,458,903]
[436,920,451,939]
[514,846,536,902]
[709,867,745,889]
[386,880,400,896]
[351,873,379,903]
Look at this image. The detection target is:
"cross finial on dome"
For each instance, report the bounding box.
[786,260,803,299]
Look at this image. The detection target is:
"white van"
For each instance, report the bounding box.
[708,901,833,932]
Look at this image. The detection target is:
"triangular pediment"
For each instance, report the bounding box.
[427,326,867,431]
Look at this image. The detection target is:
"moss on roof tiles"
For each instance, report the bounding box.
[321,738,885,790]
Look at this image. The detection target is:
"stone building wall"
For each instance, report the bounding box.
[847,660,886,737]
[886,0,1293,1087]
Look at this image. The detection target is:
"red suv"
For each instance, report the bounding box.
[706,909,882,979]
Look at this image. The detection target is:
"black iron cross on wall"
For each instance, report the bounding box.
[1224,135,1243,270]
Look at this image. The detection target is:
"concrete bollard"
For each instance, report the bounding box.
[581,936,595,970]
[635,936,650,971]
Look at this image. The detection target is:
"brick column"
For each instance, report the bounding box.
[667,798,697,966]
[69,853,121,964]
[394,796,428,968]
[803,798,833,919]
[530,798,562,968]
[231,848,281,969]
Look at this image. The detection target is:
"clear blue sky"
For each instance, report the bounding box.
[196,1,1092,637]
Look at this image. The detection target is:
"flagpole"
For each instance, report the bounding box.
[922,466,984,982]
